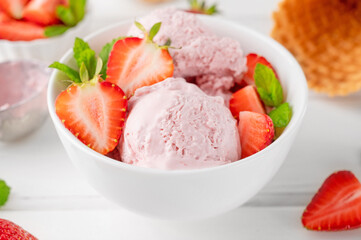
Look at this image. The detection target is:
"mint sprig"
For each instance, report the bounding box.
[269,102,292,128]
[50,37,124,83]
[0,179,10,207]
[49,62,81,83]
[44,0,87,37]
[73,38,97,79]
[253,63,293,135]
[254,63,283,107]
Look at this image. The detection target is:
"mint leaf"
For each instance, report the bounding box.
[70,0,86,22]
[49,62,81,83]
[73,38,96,79]
[269,102,292,128]
[0,179,10,207]
[255,63,283,107]
[99,37,124,78]
[149,22,161,41]
[44,25,70,37]
[56,5,76,26]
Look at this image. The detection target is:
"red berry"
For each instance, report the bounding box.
[302,170,361,231]
[55,81,127,155]
[0,20,45,41]
[229,85,265,118]
[106,37,174,98]
[22,0,61,26]
[0,0,28,19]
[0,218,37,240]
[238,111,274,158]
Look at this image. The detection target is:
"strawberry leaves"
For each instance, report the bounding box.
[187,0,218,15]
[148,22,161,41]
[44,0,87,37]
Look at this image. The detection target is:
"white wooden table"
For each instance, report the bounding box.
[1,0,361,239]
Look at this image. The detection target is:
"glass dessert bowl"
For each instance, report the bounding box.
[48,15,308,220]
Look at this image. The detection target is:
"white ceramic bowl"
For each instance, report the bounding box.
[0,10,92,64]
[48,16,308,220]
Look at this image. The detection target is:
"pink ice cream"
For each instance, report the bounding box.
[127,8,247,102]
[119,78,241,170]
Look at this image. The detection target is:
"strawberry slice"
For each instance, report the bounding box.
[0,20,45,41]
[0,10,11,23]
[23,0,61,25]
[0,0,28,19]
[229,85,266,118]
[243,53,277,85]
[106,22,174,98]
[56,80,127,155]
[302,170,361,231]
[238,111,274,158]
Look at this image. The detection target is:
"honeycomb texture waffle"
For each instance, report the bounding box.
[272,0,361,96]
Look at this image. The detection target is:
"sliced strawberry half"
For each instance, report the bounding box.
[23,0,61,25]
[238,111,274,158]
[56,81,127,155]
[243,53,277,85]
[0,20,45,41]
[0,0,29,19]
[302,170,361,231]
[106,22,174,98]
[229,85,266,118]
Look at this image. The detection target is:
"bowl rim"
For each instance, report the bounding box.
[47,16,308,176]
[0,59,50,113]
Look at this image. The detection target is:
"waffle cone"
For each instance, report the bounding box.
[271,0,361,96]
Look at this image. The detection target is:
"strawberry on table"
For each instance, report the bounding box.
[243,53,277,85]
[0,20,45,41]
[0,218,37,240]
[238,111,274,158]
[302,170,361,231]
[229,85,266,118]
[106,22,174,98]
[0,0,28,19]
[23,0,61,25]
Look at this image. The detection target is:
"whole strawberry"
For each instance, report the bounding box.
[0,218,37,240]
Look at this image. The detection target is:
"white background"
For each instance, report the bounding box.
[1,0,361,239]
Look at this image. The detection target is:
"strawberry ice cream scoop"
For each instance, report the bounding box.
[127,8,247,100]
[119,78,241,170]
